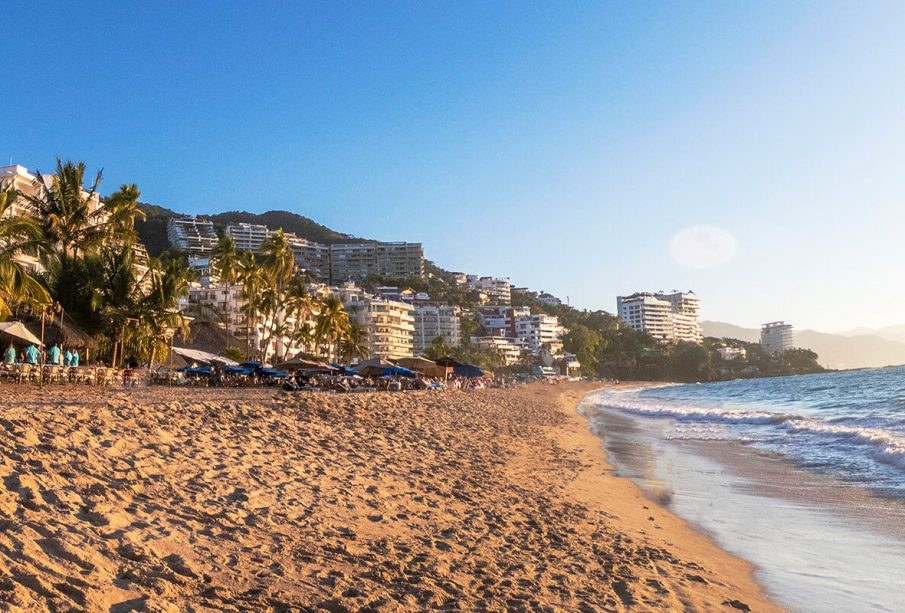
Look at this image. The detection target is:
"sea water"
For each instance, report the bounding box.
[584,367,905,612]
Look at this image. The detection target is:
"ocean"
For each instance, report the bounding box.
[583,368,905,612]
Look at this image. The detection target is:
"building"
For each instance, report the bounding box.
[469,334,524,366]
[343,295,415,359]
[413,305,461,354]
[329,242,424,283]
[514,313,564,355]
[717,346,747,361]
[761,321,794,354]
[616,291,703,344]
[537,292,562,307]
[474,306,531,336]
[284,233,329,279]
[167,217,218,256]
[465,276,511,305]
[225,223,269,252]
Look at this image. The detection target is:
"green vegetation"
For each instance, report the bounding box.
[1,159,191,365]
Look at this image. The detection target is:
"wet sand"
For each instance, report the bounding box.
[0,382,775,611]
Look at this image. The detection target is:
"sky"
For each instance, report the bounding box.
[3,1,905,332]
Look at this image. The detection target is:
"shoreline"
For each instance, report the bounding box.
[0,381,778,611]
[559,384,779,612]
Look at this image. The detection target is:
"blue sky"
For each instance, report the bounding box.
[4,1,905,331]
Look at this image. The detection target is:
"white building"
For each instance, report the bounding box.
[167,217,218,256]
[225,223,270,252]
[284,233,329,279]
[514,313,564,355]
[761,321,794,354]
[466,276,511,305]
[474,306,531,335]
[717,346,747,361]
[616,291,703,344]
[413,305,461,354]
[469,335,524,366]
[329,242,424,283]
[342,294,415,359]
[537,292,562,307]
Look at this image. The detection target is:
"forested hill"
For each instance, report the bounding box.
[135,204,364,257]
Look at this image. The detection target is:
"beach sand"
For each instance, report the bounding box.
[0,382,777,612]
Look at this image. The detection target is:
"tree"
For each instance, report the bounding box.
[424,336,450,360]
[0,184,50,318]
[315,294,350,361]
[22,159,106,260]
[237,251,264,358]
[563,324,601,376]
[211,235,240,354]
[338,321,369,363]
[104,183,146,244]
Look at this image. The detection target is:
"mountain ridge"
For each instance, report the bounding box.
[702,320,905,370]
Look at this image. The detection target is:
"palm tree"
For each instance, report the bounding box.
[0,184,51,318]
[22,158,106,260]
[315,294,350,361]
[211,235,240,354]
[338,321,369,364]
[284,276,313,354]
[237,251,264,359]
[104,183,146,244]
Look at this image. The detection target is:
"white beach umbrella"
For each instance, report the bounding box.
[0,321,43,345]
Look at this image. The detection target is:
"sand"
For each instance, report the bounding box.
[0,382,777,612]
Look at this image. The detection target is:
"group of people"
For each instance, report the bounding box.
[3,342,81,367]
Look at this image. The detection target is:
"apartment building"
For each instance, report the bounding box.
[514,313,564,354]
[413,305,461,353]
[617,291,703,344]
[474,306,531,336]
[761,321,794,354]
[343,295,415,359]
[469,335,523,366]
[284,233,329,279]
[225,223,269,252]
[329,242,424,283]
[465,276,511,305]
[717,346,747,361]
[167,217,218,256]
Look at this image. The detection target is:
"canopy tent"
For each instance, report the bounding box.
[394,356,449,379]
[0,322,43,346]
[330,364,360,376]
[171,346,239,366]
[354,357,396,371]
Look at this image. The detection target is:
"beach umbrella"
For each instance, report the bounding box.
[358,364,417,378]
[171,346,239,366]
[274,356,337,371]
[396,356,449,378]
[0,321,43,346]
[453,364,486,378]
[435,356,466,368]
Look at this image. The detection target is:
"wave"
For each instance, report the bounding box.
[593,389,905,473]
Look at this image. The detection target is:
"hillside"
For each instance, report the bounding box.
[702,320,905,370]
[135,205,364,257]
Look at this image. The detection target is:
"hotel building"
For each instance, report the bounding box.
[465,276,512,305]
[329,242,424,283]
[761,321,794,354]
[225,223,270,252]
[167,217,218,256]
[617,291,703,344]
[342,294,415,359]
[413,305,461,354]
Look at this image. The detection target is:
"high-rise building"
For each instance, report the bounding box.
[342,294,415,359]
[284,233,329,279]
[761,321,794,354]
[329,242,424,283]
[617,291,703,344]
[465,276,512,305]
[413,305,461,353]
[225,223,270,252]
[167,217,219,256]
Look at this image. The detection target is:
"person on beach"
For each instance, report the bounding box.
[24,344,40,365]
[71,349,80,367]
[48,343,61,366]
[4,342,16,364]
[64,349,73,366]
